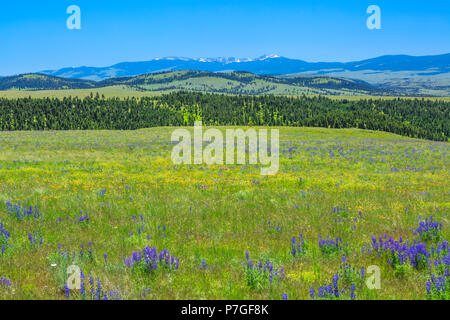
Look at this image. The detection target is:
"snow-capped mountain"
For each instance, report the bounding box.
[39,53,450,81]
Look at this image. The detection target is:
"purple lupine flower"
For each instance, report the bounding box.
[0,277,12,287]
[415,216,441,240]
[309,287,315,299]
[426,280,432,295]
[95,279,102,300]
[350,284,356,300]
[64,285,70,298]
[332,274,340,297]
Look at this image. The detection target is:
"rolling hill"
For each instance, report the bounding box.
[0,74,96,91]
[37,54,450,96]
[0,71,385,96]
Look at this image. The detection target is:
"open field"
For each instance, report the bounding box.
[0,86,162,99]
[1,87,449,102]
[285,70,450,97]
[0,126,448,300]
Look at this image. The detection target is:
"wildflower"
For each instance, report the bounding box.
[319,236,343,255]
[64,285,70,298]
[350,283,356,300]
[124,246,180,272]
[291,234,306,257]
[244,252,283,289]
[0,277,12,287]
[415,216,442,241]
[370,234,430,270]
[95,279,102,300]
[309,287,315,299]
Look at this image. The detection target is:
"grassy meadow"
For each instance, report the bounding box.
[0,126,448,300]
[1,87,450,102]
[0,86,162,99]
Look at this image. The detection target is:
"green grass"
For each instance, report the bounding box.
[284,70,450,97]
[0,127,448,300]
[0,71,383,96]
[1,87,449,102]
[133,76,349,95]
[0,86,162,99]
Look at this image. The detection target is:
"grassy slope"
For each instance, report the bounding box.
[0,71,382,97]
[2,70,450,96]
[284,70,450,97]
[0,86,162,99]
[0,127,448,299]
[127,74,369,96]
[1,87,449,101]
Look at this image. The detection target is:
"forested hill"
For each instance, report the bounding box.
[102,71,383,95]
[0,74,96,90]
[0,92,448,141]
[0,71,385,96]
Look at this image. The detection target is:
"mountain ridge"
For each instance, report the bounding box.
[0,71,386,96]
[2,53,449,96]
[39,53,450,81]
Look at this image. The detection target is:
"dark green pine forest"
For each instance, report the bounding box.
[0,92,448,141]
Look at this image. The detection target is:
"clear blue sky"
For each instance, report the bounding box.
[1,0,449,75]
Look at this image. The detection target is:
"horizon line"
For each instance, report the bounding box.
[2,52,449,78]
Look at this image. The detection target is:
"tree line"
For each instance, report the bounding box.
[0,92,448,141]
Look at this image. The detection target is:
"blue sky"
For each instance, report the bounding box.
[1,0,449,75]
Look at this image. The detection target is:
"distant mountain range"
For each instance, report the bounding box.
[40,54,450,81]
[35,53,450,96]
[0,71,385,96]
